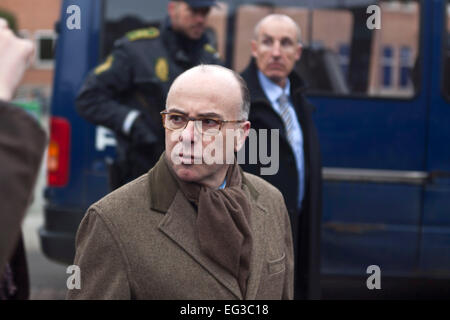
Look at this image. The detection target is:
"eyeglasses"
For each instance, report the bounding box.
[160,111,245,136]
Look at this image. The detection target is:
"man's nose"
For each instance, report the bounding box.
[271,41,281,57]
[180,120,199,143]
[193,11,208,24]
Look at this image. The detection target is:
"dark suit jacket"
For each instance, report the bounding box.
[241,60,322,299]
[0,101,47,298]
[67,155,294,300]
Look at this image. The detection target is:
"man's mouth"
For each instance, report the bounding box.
[192,25,205,33]
[268,62,284,70]
[179,153,202,163]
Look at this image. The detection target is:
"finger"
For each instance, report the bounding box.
[22,40,35,66]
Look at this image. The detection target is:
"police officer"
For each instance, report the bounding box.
[76,0,222,189]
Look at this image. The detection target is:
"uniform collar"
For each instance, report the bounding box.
[161,17,208,63]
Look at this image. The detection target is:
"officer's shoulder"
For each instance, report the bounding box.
[114,27,161,47]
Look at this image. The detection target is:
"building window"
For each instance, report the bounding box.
[34,30,57,69]
[381,46,394,88]
[399,46,412,88]
[338,43,350,79]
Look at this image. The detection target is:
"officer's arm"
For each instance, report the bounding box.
[75,46,140,137]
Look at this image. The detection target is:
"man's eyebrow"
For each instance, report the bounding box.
[281,36,295,43]
[261,33,273,39]
[197,112,223,119]
[166,108,223,119]
[166,108,187,114]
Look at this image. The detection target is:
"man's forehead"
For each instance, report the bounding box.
[167,66,242,115]
[257,18,298,39]
[260,31,296,42]
[167,88,230,115]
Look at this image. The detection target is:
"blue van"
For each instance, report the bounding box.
[41,0,450,294]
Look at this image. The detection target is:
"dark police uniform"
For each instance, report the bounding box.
[76,20,222,189]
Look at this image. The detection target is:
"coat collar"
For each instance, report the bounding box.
[148,153,267,299]
[148,153,259,213]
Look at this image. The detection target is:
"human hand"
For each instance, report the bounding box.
[0,18,35,101]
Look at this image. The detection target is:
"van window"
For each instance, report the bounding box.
[34,30,57,69]
[101,0,420,98]
[101,0,169,57]
[233,0,420,98]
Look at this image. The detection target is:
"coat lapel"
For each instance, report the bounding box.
[158,190,243,299]
[149,154,242,298]
[149,154,268,300]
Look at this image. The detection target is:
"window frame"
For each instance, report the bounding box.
[381,46,394,88]
[398,46,412,89]
[305,0,423,101]
[34,29,57,70]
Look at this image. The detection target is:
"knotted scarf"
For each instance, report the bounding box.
[163,156,253,297]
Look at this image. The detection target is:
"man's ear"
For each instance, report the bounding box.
[251,40,258,59]
[295,43,302,61]
[235,121,251,153]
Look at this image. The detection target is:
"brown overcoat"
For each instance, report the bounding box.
[67,158,294,300]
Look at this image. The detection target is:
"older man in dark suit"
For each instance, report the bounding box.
[67,64,294,300]
[240,14,322,300]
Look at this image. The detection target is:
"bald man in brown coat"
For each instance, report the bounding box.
[67,65,294,300]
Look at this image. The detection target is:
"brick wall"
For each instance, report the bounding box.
[0,0,61,99]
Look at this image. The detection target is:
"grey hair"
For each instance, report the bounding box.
[253,14,302,44]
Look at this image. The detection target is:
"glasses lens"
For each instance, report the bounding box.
[197,119,221,136]
[166,113,187,130]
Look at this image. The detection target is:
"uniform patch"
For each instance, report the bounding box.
[204,43,217,54]
[126,27,160,41]
[155,57,169,82]
[94,55,113,75]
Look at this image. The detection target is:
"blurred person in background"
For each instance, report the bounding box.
[240,14,322,300]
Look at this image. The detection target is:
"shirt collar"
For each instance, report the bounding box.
[218,178,226,190]
[257,71,291,105]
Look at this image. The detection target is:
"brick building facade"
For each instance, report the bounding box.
[0,0,61,100]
